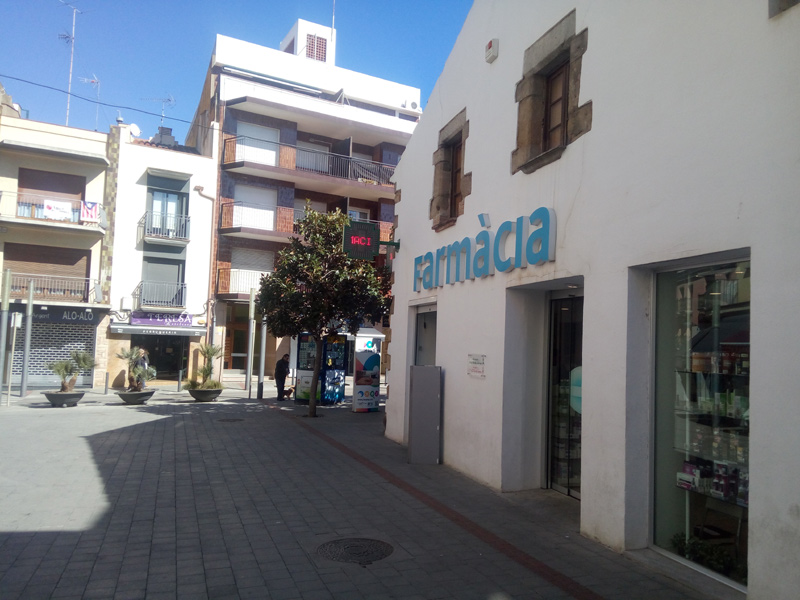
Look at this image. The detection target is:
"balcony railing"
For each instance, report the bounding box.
[133,281,186,309]
[217,268,270,295]
[223,136,396,185]
[140,211,190,241]
[220,203,307,235]
[10,273,101,303]
[0,191,103,228]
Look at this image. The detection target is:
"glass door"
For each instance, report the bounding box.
[548,295,583,498]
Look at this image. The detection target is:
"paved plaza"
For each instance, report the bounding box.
[0,386,743,599]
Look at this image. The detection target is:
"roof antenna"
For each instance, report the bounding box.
[78,74,100,130]
[57,0,82,126]
[141,94,176,126]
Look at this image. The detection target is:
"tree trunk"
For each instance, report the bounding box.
[308,337,324,417]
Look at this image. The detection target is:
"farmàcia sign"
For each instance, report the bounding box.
[413,207,556,292]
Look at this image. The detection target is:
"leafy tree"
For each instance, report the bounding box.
[258,207,391,417]
[48,350,96,392]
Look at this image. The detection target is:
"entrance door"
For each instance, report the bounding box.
[414,309,437,366]
[548,295,583,498]
[130,334,187,379]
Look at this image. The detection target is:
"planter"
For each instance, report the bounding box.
[117,390,155,405]
[188,388,223,402]
[43,392,85,407]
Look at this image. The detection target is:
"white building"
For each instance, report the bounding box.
[387,1,799,597]
[104,123,217,385]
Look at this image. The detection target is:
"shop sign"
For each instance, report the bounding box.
[413,207,556,291]
[9,305,103,324]
[131,311,193,327]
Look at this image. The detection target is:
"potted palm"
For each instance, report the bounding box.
[183,343,223,402]
[116,346,157,404]
[44,350,96,407]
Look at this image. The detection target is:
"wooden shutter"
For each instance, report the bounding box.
[3,243,89,279]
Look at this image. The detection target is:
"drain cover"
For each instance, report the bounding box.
[316,538,394,566]
[217,418,244,422]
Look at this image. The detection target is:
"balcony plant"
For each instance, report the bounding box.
[44,350,96,407]
[115,346,157,404]
[183,343,223,402]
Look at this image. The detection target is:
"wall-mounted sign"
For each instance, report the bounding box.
[413,207,556,291]
[343,220,380,259]
[9,304,105,324]
[131,311,193,327]
[467,354,486,378]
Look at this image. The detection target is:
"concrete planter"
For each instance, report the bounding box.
[117,390,155,405]
[188,388,223,402]
[43,392,84,407]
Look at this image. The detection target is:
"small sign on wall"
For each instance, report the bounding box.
[467,354,486,378]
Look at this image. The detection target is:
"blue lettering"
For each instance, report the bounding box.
[446,238,472,284]
[422,252,435,289]
[473,229,495,278]
[493,220,514,273]
[526,207,556,265]
[435,246,447,287]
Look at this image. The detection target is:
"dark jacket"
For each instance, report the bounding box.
[274,358,289,381]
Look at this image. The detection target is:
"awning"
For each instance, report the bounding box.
[345,327,386,341]
[110,323,207,337]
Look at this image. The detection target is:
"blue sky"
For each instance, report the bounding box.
[0,0,472,141]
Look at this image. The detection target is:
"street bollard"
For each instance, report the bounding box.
[177,369,183,392]
[104,372,109,395]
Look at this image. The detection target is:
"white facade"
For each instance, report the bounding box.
[388,1,800,597]
[108,124,217,319]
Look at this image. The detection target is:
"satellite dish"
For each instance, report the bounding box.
[130,123,141,137]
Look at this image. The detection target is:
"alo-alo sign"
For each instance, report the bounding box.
[413,207,556,291]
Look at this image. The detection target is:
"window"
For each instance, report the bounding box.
[306,34,327,62]
[769,0,799,17]
[146,174,189,239]
[544,64,568,151]
[511,10,592,175]
[654,260,750,584]
[429,109,472,231]
[449,137,463,218]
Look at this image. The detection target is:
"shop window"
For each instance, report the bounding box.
[429,109,472,231]
[654,260,750,584]
[511,10,592,175]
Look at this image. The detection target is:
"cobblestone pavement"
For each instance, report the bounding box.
[0,387,743,599]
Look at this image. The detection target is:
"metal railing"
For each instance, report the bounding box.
[140,211,190,240]
[0,191,102,227]
[133,281,187,308]
[10,273,100,303]
[223,136,396,185]
[217,268,270,295]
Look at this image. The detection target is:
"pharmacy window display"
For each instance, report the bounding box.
[654,261,750,584]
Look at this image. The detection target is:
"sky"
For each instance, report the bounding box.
[0,0,473,142]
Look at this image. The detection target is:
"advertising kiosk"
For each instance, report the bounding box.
[352,329,385,412]
[295,333,346,405]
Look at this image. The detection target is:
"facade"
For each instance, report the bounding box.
[186,20,420,381]
[387,1,799,597]
[0,85,111,388]
[104,123,217,386]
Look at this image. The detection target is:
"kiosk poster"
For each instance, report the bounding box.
[295,334,319,401]
[353,337,381,412]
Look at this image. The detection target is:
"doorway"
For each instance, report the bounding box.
[414,308,437,366]
[131,334,188,379]
[548,294,584,498]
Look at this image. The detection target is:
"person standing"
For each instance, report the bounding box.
[274,353,290,401]
[136,348,149,389]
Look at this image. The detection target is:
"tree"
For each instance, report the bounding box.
[258,207,391,417]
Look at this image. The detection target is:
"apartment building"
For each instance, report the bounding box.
[0,84,110,388]
[186,20,420,380]
[103,123,217,386]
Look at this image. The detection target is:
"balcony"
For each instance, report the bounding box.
[132,281,186,310]
[9,273,102,304]
[217,268,270,298]
[0,191,104,235]
[139,211,191,246]
[222,137,396,200]
[219,203,304,241]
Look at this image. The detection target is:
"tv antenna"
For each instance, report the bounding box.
[141,94,175,126]
[57,0,82,126]
[78,74,100,131]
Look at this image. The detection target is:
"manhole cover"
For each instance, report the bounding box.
[217,418,244,422]
[317,538,394,566]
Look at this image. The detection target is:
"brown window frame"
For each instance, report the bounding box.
[428,109,472,231]
[511,10,592,175]
[449,136,463,219]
